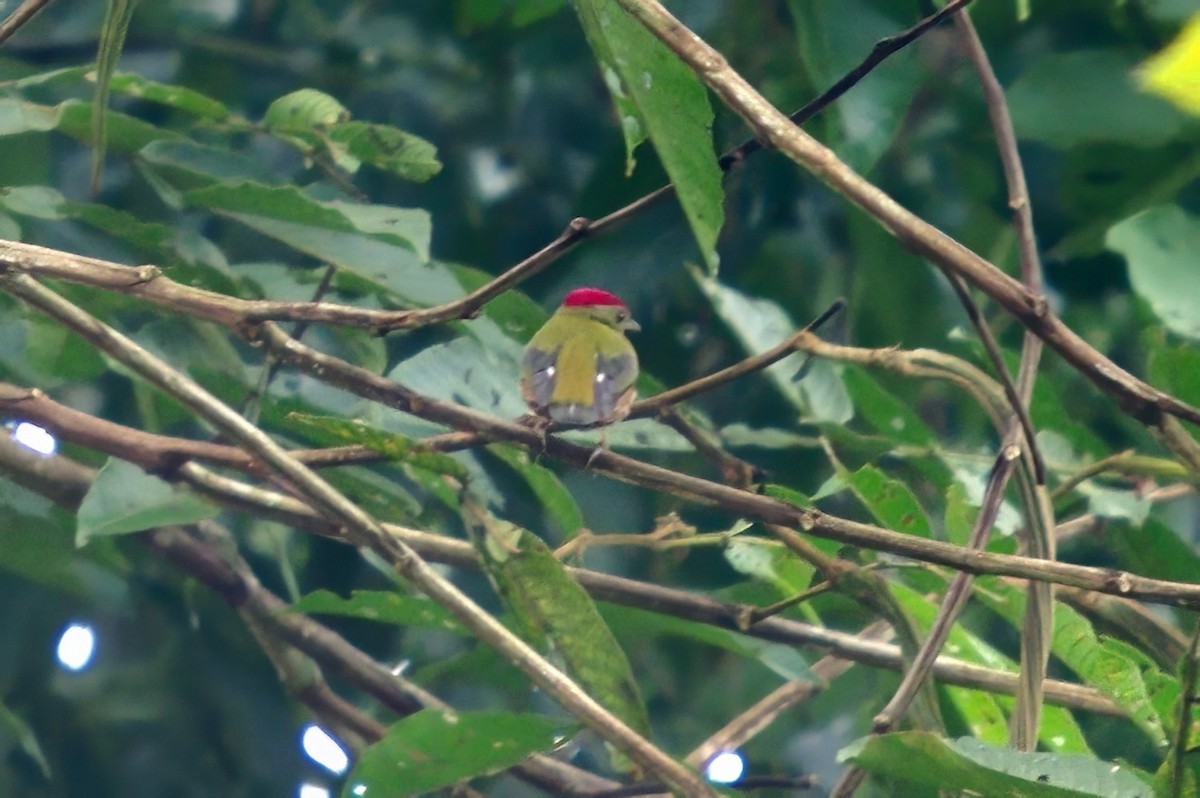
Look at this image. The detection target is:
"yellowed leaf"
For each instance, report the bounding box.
[1140,13,1200,116]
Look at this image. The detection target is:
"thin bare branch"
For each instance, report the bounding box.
[0,0,54,46]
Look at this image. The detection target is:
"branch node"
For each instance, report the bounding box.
[131,264,162,285]
[1106,570,1134,595]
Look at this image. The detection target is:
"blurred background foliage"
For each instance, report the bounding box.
[0,0,1199,796]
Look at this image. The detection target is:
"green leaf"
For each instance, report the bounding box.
[0,480,120,594]
[24,312,108,382]
[724,536,815,597]
[92,0,140,191]
[574,0,723,271]
[1008,49,1191,149]
[344,709,573,797]
[846,464,932,538]
[1102,518,1200,585]
[890,582,1092,754]
[607,604,815,682]
[186,182,432,263]
[1107,205,1200,340]
[59,99,183,152]
[840,732,1150,797]
[140,140,282,188]
[325,121,442,182]
[262,88,350,131]
[486,444,584,538]
[0,185,66,218]
[470,511,651,740]
[943,483,974,547]
[0,97,61,137]
[841,367,935,447]
[975,577,1172,747]
[106,72,230,120]
[262,90,441,181]
[0,700,50,778]
[285,412,473,483]
[693,272,852,423]
[514,0,566,25]
[1148,340,1200,409]
[76,458,220,545]
[290,589,466,634]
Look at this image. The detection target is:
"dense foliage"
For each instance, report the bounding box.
[0,1,1198,796]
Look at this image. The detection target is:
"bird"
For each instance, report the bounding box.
[521,287,640,429]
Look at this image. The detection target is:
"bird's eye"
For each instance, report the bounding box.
[616,311,627,321]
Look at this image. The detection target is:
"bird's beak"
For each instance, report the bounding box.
[622,317,641,333]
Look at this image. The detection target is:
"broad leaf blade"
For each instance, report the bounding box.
[76,458,219,545]
[574,0,723,271]
[841,732,1149,797]
[469,509,651,744]
[344,709,573,797]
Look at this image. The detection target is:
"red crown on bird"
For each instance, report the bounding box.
[562,287,626,307]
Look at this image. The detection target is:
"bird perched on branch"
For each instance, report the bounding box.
[521,287,640,428]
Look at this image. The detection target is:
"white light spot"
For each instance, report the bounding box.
[705,751,744,784]
[12,422,56,455]
[468,148,522,202]
[544,366,556,379]
[302,724,350,775]
[595,372,606,383]
[1051,735,1065,747]
[351,786,367,797]
[298,784,331,798]
[56,623,95,671]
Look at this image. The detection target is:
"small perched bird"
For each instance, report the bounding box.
[521,287,640,428]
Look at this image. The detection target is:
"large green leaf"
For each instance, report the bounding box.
[975,577,1173,747]
[1107,205,1200,341]
[845,464,932,538]
[486,443,584,539]
[574,0,723,271]
[344,709,574,797]
[606,604,816,683]
[290,589,466,634]
[470,510,651,743]
[76,458,219,545]
[186,182,432,263]
[840,732,1150,797]
[891,582,1091,754]
[106,72,230,120]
